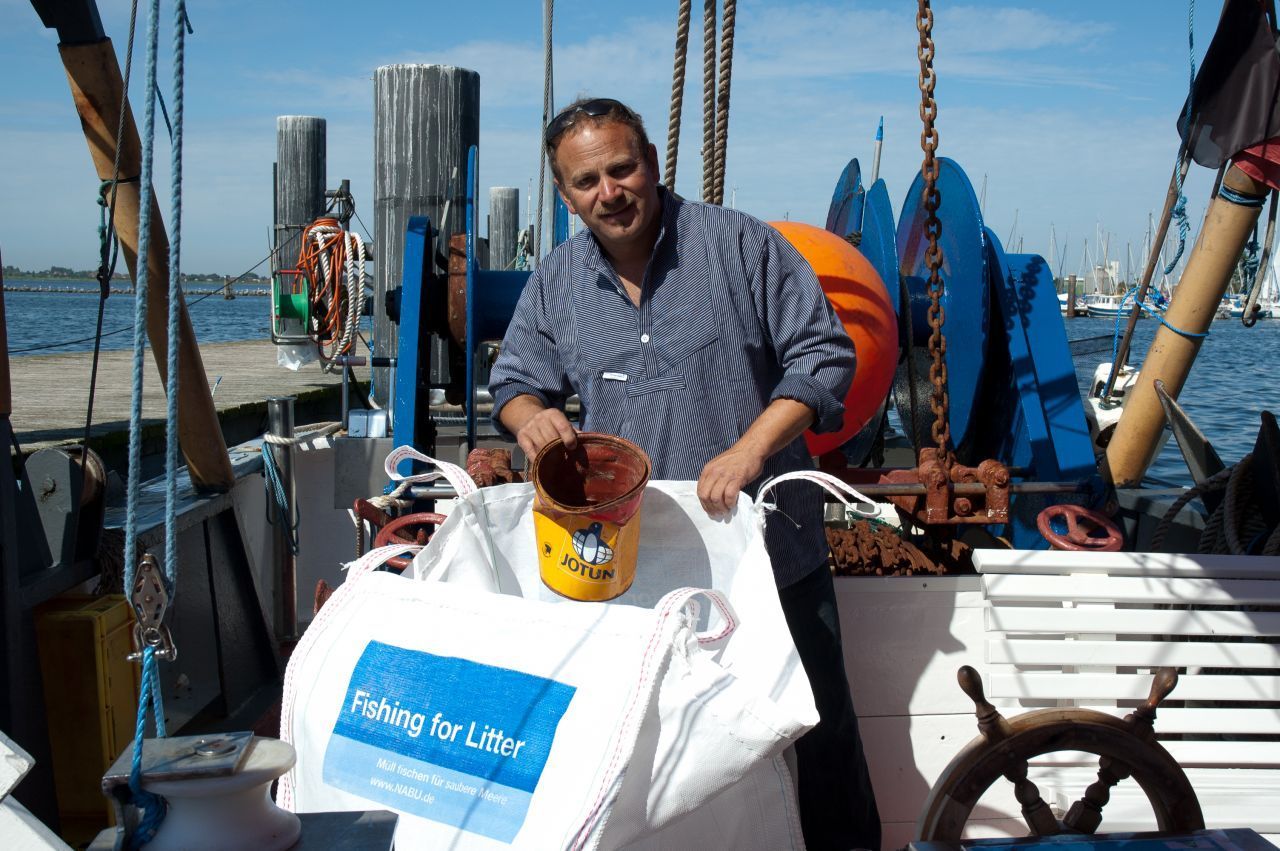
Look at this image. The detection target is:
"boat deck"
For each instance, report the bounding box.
[8,339,348,449]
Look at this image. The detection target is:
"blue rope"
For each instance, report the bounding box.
[122,0,161,609]
[1108,287,1208,387]
[1243,228,1261,283]
[127,647,167,849]
[163,0,187,602]
[263,445,300,554]
[1165,0,1197,277]
[124,9,160,830]
[123,1,189,843]
[1220,185,1268,207]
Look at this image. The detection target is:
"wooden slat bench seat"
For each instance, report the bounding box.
[970,549,1280,840]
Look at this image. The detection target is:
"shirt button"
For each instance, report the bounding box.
[640,334,650,343]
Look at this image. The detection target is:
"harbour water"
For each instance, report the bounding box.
[3,283,272,357]
[5,286,1278,486]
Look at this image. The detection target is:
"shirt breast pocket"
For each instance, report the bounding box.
[650,293,720,377]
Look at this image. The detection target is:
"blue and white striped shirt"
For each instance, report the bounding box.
[490,188,856,587]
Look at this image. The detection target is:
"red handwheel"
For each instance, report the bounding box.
[373,512,448,570]
[1036,504,1124,552]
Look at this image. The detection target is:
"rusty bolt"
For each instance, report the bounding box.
[954,497,973,516]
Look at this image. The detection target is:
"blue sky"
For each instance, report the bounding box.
[1,0,1226,278]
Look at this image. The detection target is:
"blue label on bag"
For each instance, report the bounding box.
[322,640,577,843]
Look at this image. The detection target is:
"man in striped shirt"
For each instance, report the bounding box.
[490,98,880,849]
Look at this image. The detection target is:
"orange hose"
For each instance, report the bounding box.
[294,217,356,363]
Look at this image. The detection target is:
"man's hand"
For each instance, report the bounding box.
[697,443,766,519]
[696,398,817,520]
[515,406,578,459]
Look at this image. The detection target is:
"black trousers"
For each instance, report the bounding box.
[778,565,882,851]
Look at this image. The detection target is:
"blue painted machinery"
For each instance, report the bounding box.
[827,155,1097,548]
[390,146,563,483]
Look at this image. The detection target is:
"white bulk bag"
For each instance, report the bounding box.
[280,449,873,849]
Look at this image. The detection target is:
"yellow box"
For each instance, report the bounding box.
[35,594,140,847]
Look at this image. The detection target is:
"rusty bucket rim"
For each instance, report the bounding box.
[530,432,651,516]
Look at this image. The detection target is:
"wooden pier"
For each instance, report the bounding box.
[9,339,352,451]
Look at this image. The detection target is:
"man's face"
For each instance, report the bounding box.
[552,121,661,253]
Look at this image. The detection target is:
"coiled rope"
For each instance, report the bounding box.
[296,218,366,371]
[663,0,692,191]
[1152,453,1280,555]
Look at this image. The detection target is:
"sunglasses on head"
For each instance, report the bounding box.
[543,98,631,145]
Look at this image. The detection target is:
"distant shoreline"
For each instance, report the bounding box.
[4,284,269,296]
[3,273,266,284]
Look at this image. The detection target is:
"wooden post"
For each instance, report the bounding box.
[372,64,479,406]
[489,187,519,271]
[274,116,326,276]
[1066,275,1077,318]
[60,38,234,491]
[1104,165,1268,487]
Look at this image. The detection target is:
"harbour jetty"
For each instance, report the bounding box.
[10,339,356,474]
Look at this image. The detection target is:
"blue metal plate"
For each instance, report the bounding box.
[833,176,899,465]
[825,158,864,239]
[894,157,989,457]
[982,228,1098,547]
[859,178,899,318]
[392,216,432,456]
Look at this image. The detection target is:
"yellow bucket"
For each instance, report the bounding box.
[531,433,651,601]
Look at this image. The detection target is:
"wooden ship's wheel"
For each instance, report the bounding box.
[916,666,1205,840]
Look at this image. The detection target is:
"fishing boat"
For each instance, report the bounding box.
[1084,289,1168,320]
[4,1,1280,850]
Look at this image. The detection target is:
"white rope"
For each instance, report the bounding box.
[305,224,366,371]
[262,421,342,447]
[366,479,413,512]
[338,230,367,359]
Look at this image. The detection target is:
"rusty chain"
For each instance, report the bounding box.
[917,0,950,454]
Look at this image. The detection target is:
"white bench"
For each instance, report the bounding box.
[971,549,1280,842]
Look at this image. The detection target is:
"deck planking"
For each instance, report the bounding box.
[9,339,349,447]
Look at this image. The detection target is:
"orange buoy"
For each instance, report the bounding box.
[769,221,898,457]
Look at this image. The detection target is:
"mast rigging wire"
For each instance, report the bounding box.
[534,0,554,267]
[84,0,141,456]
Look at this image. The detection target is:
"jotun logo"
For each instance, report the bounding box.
[570,522,614,565]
